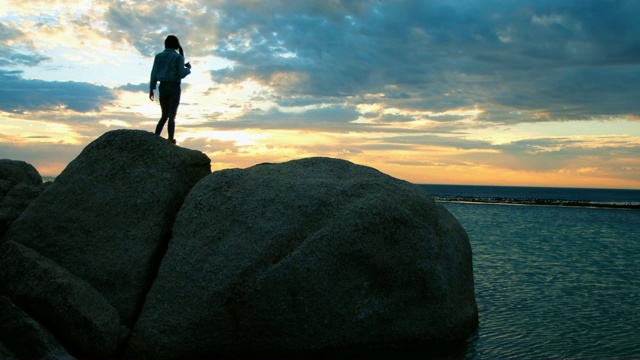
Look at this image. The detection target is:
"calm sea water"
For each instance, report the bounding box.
[421,185,640,359]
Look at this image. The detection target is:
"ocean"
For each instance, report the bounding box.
[421,185,640,359]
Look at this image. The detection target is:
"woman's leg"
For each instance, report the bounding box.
[155,116,168,136]
[165,85,181,141]
[156,84,171,136]
[156,83,181,140]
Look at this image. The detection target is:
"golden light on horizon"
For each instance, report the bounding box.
[0,116,83,145]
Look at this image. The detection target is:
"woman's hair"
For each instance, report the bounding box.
[165,35,184,57]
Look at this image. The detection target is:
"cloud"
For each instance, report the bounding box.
[0,70,116,112]
[461,135,640,174]
[381,135,496,150]
[0,22,50,66]
[187,104,363,132]
[103,1,221,58]
[117,82,148,93]
[6,0,640,124]
[200,0,640,123]
[0,45,49,67]
[41,0,638,124]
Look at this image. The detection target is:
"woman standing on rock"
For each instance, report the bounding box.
[149,35,191,144]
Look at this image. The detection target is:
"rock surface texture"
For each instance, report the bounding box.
[0,296,72,359]
[1,133,477,358]
[0,130,211,356]
[126,157,478,357]
[0,159,47,236]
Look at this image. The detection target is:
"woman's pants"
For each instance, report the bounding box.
[155,82,181,140]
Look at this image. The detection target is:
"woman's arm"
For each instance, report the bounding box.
[177,54,191,78]
[149,56,158,100]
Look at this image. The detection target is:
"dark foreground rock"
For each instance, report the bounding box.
[1,130,211,355]
[0,241,118,357]
[0,159,47,236]
[127,157,478,357]
[0,295,73,359]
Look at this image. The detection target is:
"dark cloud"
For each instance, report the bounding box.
[117,82,148,93]
[197,0,640,122]
[0,46,49,67]
[0,70,116,113]
[189,105,362,132]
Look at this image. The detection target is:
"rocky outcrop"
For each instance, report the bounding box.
[1,133,477,358]
[0,159,47,236]
[1,130,211,356]
[126,157,478,357]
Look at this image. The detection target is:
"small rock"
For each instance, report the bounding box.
[0,159,42,194]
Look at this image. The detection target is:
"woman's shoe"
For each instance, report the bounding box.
[169,139,177,144]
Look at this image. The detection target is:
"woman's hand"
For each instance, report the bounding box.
[149,89,154,101]
[185,62,192,69]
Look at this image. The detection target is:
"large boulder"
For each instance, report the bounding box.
[2,130,211,337]
[0,159,46,236]
[127,157,477,357]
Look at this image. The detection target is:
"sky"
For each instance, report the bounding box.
[1,0,639,189]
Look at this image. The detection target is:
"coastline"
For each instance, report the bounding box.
[420,184,640,210]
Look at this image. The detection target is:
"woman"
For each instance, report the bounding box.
[149,35,191,144]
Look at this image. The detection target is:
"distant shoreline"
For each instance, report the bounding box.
[434,196,640,210]
[421,184,640,210]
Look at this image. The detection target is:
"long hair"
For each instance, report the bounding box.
[164,35,184,57]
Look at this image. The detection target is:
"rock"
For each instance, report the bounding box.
[2,129,211,330]
[0,160,45,237]
[127,157,477,357]
[0,159,42,195]
[0,183,44,236]
[0,343,13,359]
[0,295,74,359]
[0,241,121,356]
[0,179,13,197]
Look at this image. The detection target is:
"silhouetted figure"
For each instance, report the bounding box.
[149,35,191,144]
